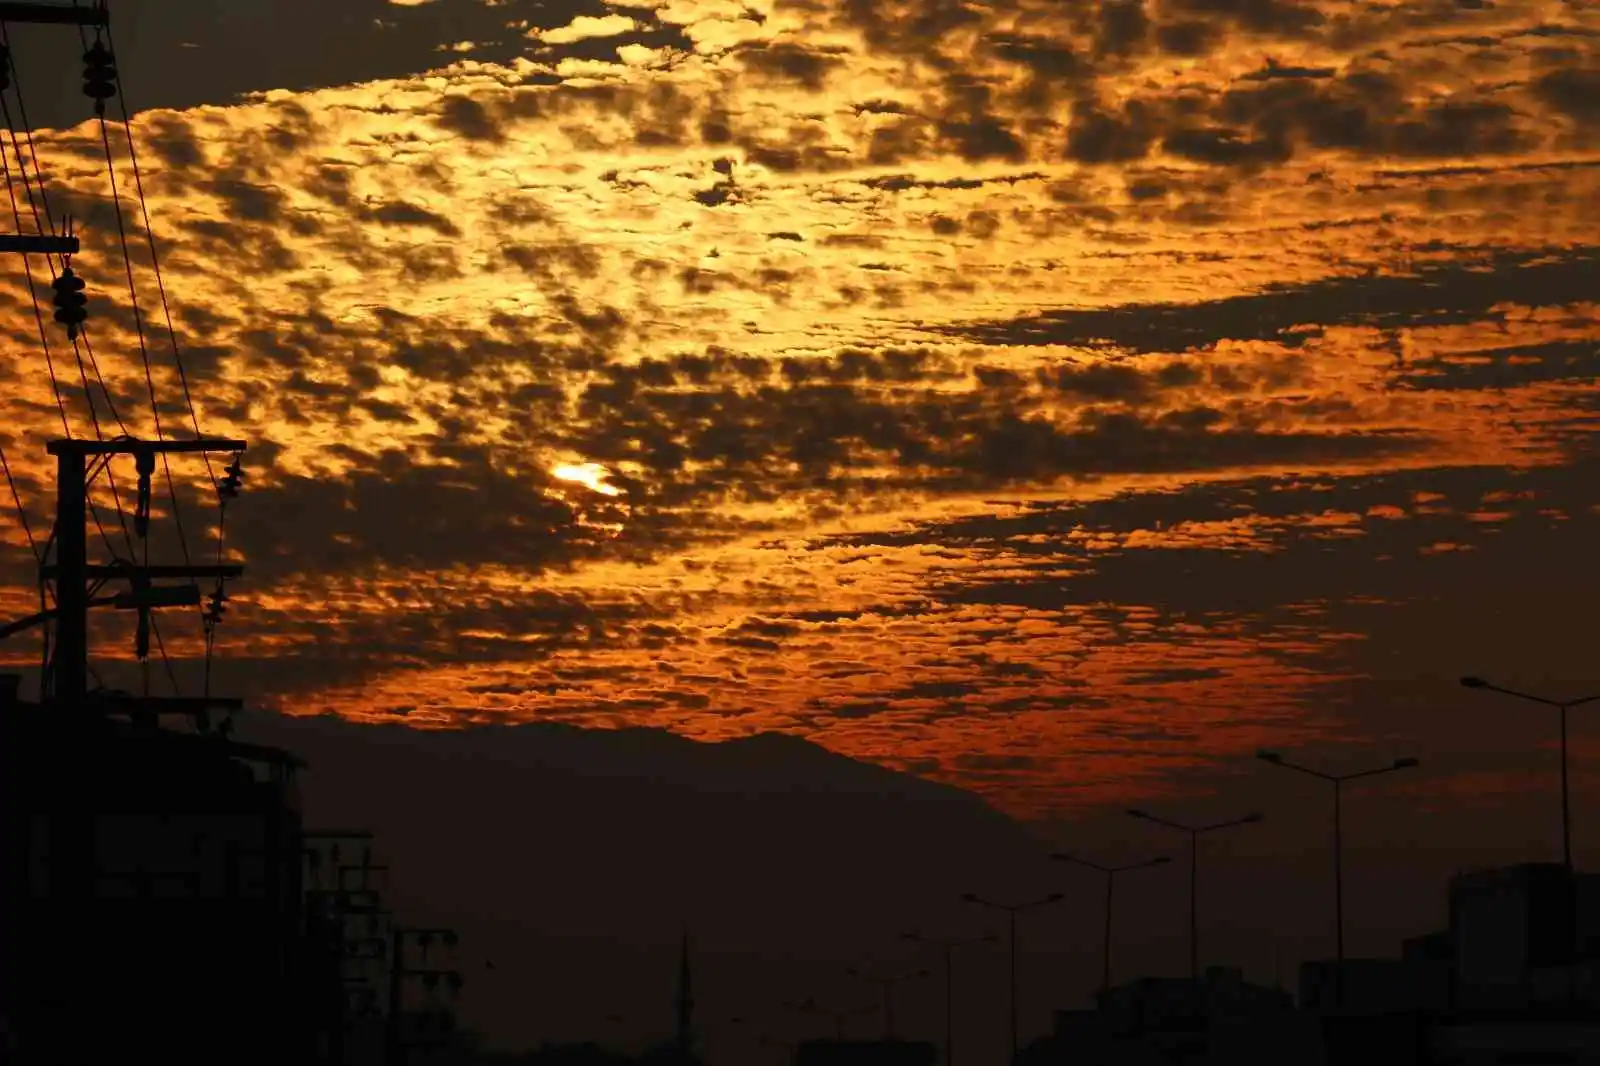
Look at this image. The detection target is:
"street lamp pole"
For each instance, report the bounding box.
[1125,810,1262,987]
[789,999,875,1041]
[1461,676,1600,993]
[1256,750,1419,1009]
[1049,853,1170,1000]
[961,892,1064,1063]
[1460,677,1600,875]
[902,931,996,1066]
[848,966,928,1040]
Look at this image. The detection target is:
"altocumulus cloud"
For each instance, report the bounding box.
[0,0,1594,817]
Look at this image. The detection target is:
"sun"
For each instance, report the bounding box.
[550,461,624,497]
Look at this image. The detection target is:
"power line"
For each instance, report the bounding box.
[102,16,219,496]
[87,24,198,698]
[1,12,160,694]
[0,440,38,563]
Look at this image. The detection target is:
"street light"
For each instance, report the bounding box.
[847,965,928,1040]
[789,999,876,1041]
[1125,809,1261,985]
[1049,853,1170,1000]
[961,892,1064,1062]
[1460,676,1600,874]
[902,931,996,1066]
[1255,749,1419,1008]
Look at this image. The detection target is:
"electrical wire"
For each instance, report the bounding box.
[80,17,200,700]
[0,442,39,564]
[102,16,220,497]
[96,10,237,700]
[2,14,139,695]
[3,3,240,709]
[0,25,136,564]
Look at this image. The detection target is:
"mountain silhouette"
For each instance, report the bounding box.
[234,713,1052,1049]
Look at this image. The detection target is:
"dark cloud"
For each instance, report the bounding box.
[835,0,985,58]
[1392,339,1600,393]
[227,451,593,579]
[1532,66,1600,127]
[803,458,1600,707]
[942,246,1600,354]
[6,0,636,129]
[1162,125,1290,167]
[1095,0,1152,58]
[1163,0,1326,37]
[736,42,849,89]
[1065,96,1160,163]
[434,94,503,142]
[1125,667,1230,684]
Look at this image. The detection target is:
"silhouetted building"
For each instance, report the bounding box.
[1428,1015,1600,1064]
[793,1040,937,1066]
[0,698,313,1065]
[1298,956,1450,1013]
[1097,965,1293,1030]
[1450,863,1578,1010]
[483,1045,638,1066]
[1022,967,1304,1065]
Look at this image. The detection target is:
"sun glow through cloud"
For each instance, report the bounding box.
[551,462,625,497]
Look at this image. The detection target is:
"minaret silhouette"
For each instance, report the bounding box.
[676,924,694,1059]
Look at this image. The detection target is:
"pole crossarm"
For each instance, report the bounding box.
[0,1,108,24]
[47,436,247,456]
[1127,809,1263,835]
[1051,852,1170,995]
[1127,809,1260,985]
[1256,749,1417,1009]
[90,694,243,716]
[1257,750,1420,784]
[43,563,244,580]
[0,234,79,254]
[1461,676,1600,709]
[1052,852,1170,874]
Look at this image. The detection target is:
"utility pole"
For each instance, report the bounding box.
[1256,750,1418,1009]
[1049,853,1170,1001]
[1125,809,1262,990]
[385,927,463,1066]
[961,892,1064,1062]
[305,831,392,1065]
[41,439,244,706]
[901,931,994,1066]
[0,5,245,721]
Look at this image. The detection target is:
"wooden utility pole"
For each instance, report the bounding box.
[41,438,244,711]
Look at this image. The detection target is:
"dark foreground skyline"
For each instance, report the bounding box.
[238,704,1600,1056]
[0,0,1597,1062]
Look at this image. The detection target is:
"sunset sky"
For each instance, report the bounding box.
[1,0,1598,839]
